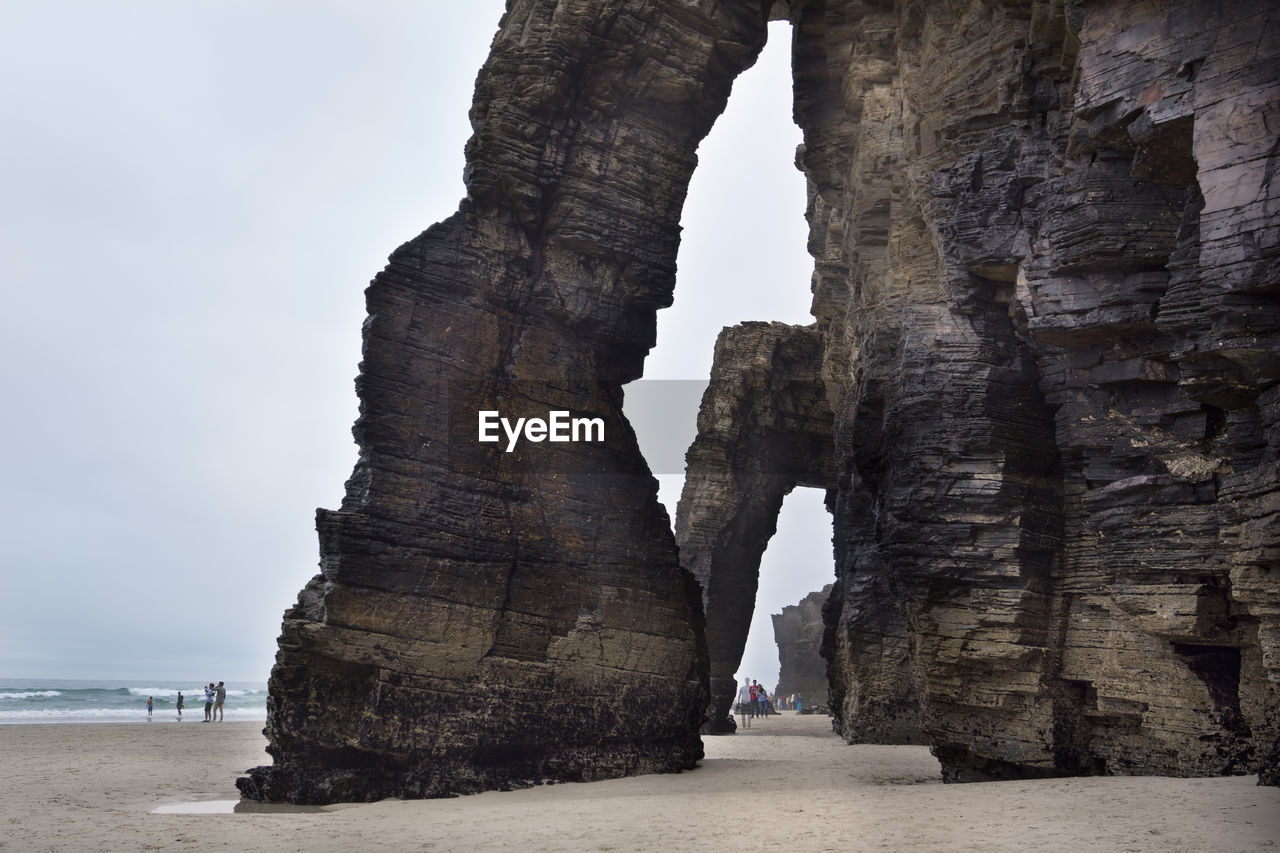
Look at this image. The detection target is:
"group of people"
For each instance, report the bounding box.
[144,682,227,722]
[734,679,809,727]
[772,693,804,712]
[735,678,777,727]
[201,682,227,721]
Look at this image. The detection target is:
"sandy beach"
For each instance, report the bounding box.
[1,713,1275,852]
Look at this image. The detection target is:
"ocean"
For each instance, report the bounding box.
[0,679,267,724]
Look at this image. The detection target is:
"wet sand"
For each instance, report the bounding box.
[1,714,1276,851]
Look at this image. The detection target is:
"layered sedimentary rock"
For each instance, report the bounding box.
[240,1,778,803]
[788,0,1280,781]
[772,585,833,707]
[674,322,835,732]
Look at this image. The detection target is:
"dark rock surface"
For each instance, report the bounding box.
[787,0,1279,782]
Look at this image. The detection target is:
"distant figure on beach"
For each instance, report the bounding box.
[738,678,752,729]
[146,696,153,721]
[750,680,762,719]
[176,691,184,720]
[214,682,226,721]
[203,683,215,722]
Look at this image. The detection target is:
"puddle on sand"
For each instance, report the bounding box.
[152,799,332,814]
[152,800,240,815]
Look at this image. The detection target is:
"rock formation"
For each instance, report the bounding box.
[247,0,1278,801]
[674,322,835,732]
[772,585,834,707]
[804,0,1277,783]
[679,0,1277,782]
[239,1,777,804]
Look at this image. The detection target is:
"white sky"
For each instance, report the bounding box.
[1,3,834,689]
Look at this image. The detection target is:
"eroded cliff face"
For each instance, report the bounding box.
[784,0,1279,780]
[239,1,775,803]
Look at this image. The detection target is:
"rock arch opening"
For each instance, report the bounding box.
[757,488,836,707]
[628,17,837,733]
[674,320,836,732]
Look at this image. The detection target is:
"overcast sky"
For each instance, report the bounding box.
[1,2,833,689]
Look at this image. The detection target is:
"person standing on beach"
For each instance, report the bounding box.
[214,682,226,721]
[176,691,184,721]
[738,678,752,729]
[146,696,153,721]
[203,684,215,722]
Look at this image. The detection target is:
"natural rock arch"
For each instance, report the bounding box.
[242,0,1280,803]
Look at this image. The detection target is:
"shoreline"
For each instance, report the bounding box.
[2,715,1276,851]
[0,716,267,726]
[0,679,269,726]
